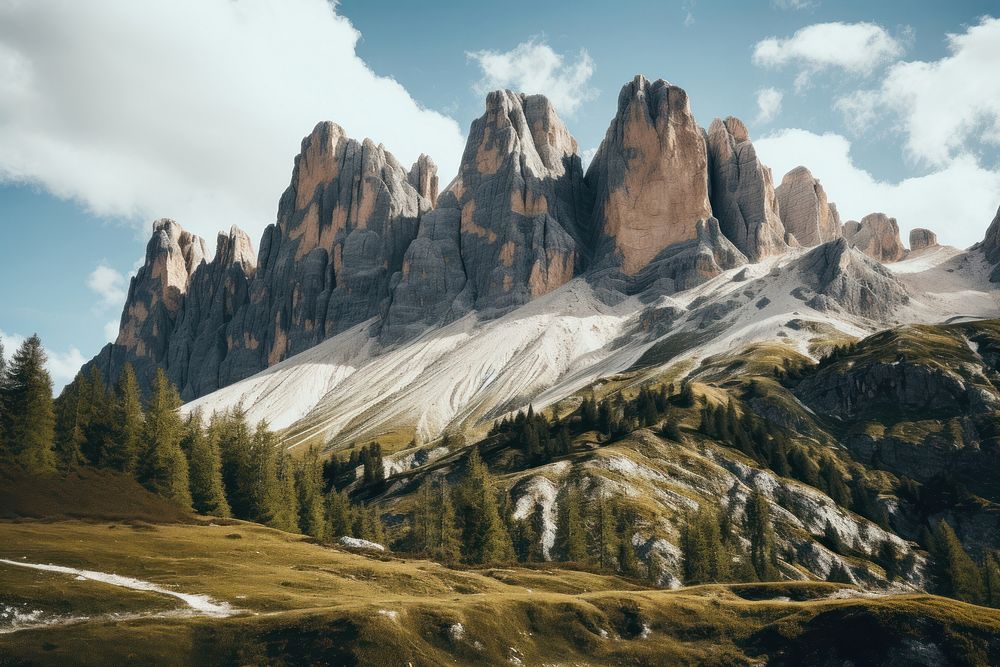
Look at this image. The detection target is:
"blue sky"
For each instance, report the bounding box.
[1,0,998,390]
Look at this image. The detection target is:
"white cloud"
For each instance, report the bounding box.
[0,329,87,393]
[833,90,881,135]
[753,22,905,86]
[87,263,127,310]
[754,87,784,124]
[468,39,597,116]
[0,0,467,246]
[103,320,120,344]
[756,128,1000,249]
[835,17,1000,167]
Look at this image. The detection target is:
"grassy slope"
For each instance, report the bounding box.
[2,521,999,666]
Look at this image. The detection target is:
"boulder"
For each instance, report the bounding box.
[775,166,841,247]
[706,116,786,261]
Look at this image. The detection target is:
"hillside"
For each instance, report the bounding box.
[3,520,999,666]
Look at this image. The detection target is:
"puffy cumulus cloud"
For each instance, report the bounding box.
[754,87,784,124]
[580,148,599,172]
[0,0,466,246]
[753,22,905,87]
[87,263,127,310]
[468,39,598,116]
[103,320,120,344]
[0,329,87,394]
[756,128,1000,249]
[836,17,1000,167]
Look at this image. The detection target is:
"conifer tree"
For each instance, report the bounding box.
[557,481,588,562]
[106,364,143,473]
[435,481,461,562]
[52,374,86,471]
[877,539,901,582]
[184,412,230,517]
[590,493,618,570]
[457,447,514,565]
[5,335,56,473]
[296,446,326,539]
[746,491,779,581]
[216,407,253,518]
[827,560,853,584]
[616,504,641,578]
[819,457,852,508]
[681,506,729,584]
[930,520,984,603]
[140,369,191,507]
[325,489,354,538]
[82,366,113,466]
[273,449,300,532]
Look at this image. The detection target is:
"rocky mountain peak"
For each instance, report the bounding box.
[842,212,906,263]
[705,115,786,262]
[408,154,439,208]
[775,166,841,247]
[587,75,713,276]
[215,226,256,272]
[908,228,939,252]
[797,238,909,318]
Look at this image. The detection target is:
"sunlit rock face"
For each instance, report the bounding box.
[587,75,713,277]
[843,212,907,263]
[382,90,592,341]
[706,116,787,262]
[775,166,842,248]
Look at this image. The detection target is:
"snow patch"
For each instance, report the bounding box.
[0,559,235,617]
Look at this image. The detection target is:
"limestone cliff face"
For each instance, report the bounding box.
[705,116,786,262]
[842,212,906,263]
[221,121,434,376]
[87,123,434,398]
[87,220,254,397]
[587,76,712,276]
[775,166,841,247]
[382,90,591,340]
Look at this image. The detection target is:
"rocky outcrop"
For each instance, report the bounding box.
[975,205,1000,281]
[87,123,435,398]
[908,228,938,252]
[383,91,591,340]
[775,166,841,247]
[220,121,433,378]
[86,220,255,397]
[795,239,908,319]
[587,76,712,277]
[842,213,906,263]
[705,116,786,261]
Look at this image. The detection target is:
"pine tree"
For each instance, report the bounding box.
[325,489,354,538]
[82,366,113,466]
[877,539,901,582]
[746,492,779,581]
[557,482,588,563]
[216,407,253,518]
[681,506,728,584]
[411,477,434,552]
[819,458,852,508]
[822,520,845,554]
[827,560,853,584]
[107,364,144,474]
[140,369,191,507]
[52,374,86,472]
[262,432,297,532]
[457,447,514,565]
[435,480,461,563]
[590,493,618,570]
[296,446,326,539]
[5,335,56,473]
[930,520,984,603]
[616,504,641,578]
[183,412,230,517]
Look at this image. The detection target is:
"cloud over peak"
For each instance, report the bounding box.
[467,39,598,116]
[0,0,467,245]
